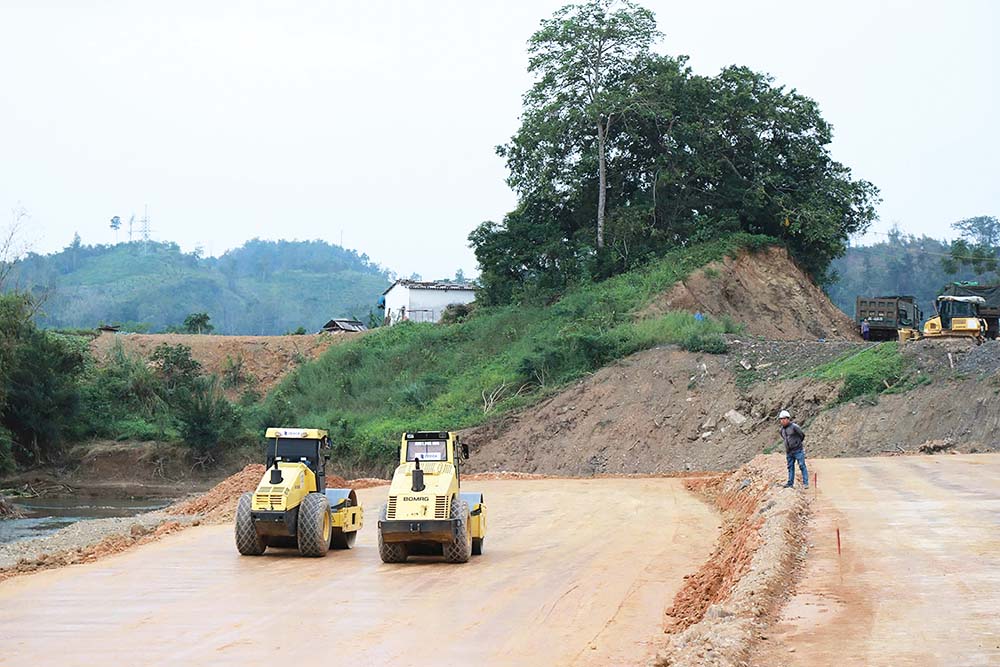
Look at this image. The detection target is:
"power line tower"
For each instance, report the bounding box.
[128,214,135,243]
[139,205,152,254]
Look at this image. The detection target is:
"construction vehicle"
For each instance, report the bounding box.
[943,283,1000,339]
[920,295,988,342]
[376,431,486,563]
[855,296,922,341]
[235,427,363,557]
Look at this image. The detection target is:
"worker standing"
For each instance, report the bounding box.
[778,410,809,489]
[861,319,870,340]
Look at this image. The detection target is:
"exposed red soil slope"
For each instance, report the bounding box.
[643,247,860,341]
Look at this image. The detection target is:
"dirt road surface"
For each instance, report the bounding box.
[0,478,718,667]
[753,454,1000,667]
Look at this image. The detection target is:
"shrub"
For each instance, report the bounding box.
[150,344,202,392]
[176,376,240,458]
[222,354,251,389]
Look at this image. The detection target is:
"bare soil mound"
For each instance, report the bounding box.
[643,247,859,341]
[90,331,359,396]
[168,464,266,523]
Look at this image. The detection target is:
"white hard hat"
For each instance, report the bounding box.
[778,410,791,419]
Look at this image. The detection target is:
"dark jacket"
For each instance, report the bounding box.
[780,422,805,453]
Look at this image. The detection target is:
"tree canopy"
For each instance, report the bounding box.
[475,0,879,304]
[942,215,1000,276]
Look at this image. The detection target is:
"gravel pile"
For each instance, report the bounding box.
[726,338,868,379]
[0,511,197,573]
[953,339,1000,376]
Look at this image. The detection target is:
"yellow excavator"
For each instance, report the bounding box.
[376,431,486,563]
[235,427,362,557]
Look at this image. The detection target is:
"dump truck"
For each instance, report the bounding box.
[855,296,922,341]
[235,427,363,557]
[377,431,486,563]
[921,295,988,342]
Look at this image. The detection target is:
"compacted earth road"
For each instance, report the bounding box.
[0,478,719,667]
[753,454,1000,667]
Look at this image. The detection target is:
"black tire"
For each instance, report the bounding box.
[377,504,407,563]
[297,492,331,557]
[443,497,471,564]
[235,492,266,556]
[472,537,484,556]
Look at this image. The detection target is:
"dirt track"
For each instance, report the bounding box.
[753,454,1000,667]
[0,478,718,667]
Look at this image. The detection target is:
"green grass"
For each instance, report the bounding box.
[808,342,911,402]
[260,234,768,463]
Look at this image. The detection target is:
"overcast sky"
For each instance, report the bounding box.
[1,1,996,278]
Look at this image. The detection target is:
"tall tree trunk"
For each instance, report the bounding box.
[596,119,607,249]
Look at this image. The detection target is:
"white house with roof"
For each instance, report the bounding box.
[381,280,476,325]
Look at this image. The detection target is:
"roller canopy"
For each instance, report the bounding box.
[325,488,358,509]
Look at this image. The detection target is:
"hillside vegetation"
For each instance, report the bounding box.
[10,238,391,334]
[263,235,771,463]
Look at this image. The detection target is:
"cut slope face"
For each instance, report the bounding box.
[464,342,1000,476]
[643,247,859,341]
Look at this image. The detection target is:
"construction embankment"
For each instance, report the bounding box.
[464,338,1000,477]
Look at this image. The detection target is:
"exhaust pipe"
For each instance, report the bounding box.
[412,457,425,492]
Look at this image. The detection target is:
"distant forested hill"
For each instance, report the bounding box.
[8,238,392,334]
[827,231,993,320]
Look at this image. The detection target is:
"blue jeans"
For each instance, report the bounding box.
[786,449,809,486]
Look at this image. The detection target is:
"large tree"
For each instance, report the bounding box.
[476,27,879,302]
[502,0,660,249]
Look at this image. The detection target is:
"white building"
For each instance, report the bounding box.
[382,280,476,325]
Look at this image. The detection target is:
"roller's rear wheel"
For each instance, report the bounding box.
[297,492,331,557]
[235,492,266,556]
[443,497,471,564]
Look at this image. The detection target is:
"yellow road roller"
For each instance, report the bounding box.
[377,431,486,563]
[235,427,362,557]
